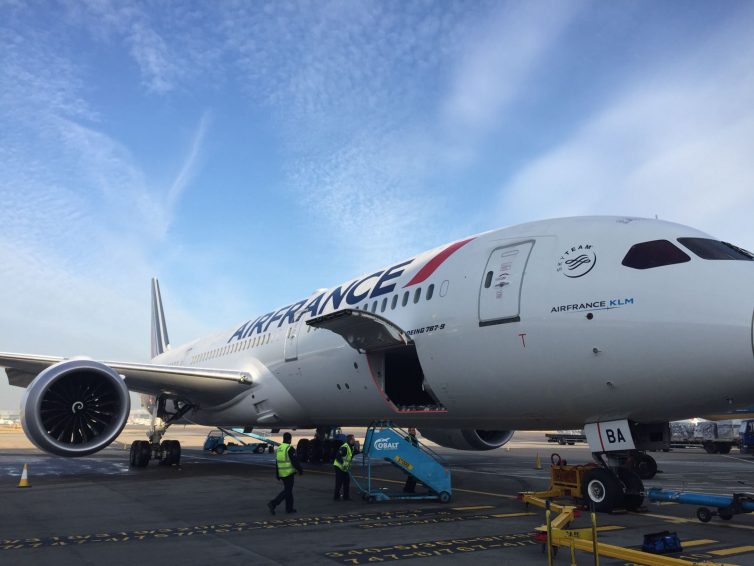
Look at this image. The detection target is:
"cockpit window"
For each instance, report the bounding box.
[678,238,754,261]
[622,240,691,270]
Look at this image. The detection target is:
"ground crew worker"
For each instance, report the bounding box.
[268,432,303,515]
[403,427,418,493]
[333,434,356,500]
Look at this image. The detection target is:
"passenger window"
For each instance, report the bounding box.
[678,238,754,261]
[414,288,421,303]
[402,291,409,307]
[426,284,434,300]
[484,271,493,288]
[622,240,691,270]
[371,301,377,313]
[381,298,387,312]
[391,295,398,310]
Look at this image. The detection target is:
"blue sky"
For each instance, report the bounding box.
[2,1,754,408]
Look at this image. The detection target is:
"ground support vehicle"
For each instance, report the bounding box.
[545,430,586,445]
[647,488,754,523]
[520,453,644,513]
[739,419,754,456]
[203,427,278,454]
[351,422,451,503]
[521,492,717,566]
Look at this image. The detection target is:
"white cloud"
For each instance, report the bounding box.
[495,15,754,248]
[442,1,580,139]
[166,111,212,219]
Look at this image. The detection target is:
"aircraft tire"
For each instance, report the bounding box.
[296,439,310,463]
[310,438,324,464]
[636,454,657,479]
[616,467,644,511]
[129,441,139,467]
[717,444,732,455]
[582,468,621,513]
[132,440,151,468]
[165,440,181,465]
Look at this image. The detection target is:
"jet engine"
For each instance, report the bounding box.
[419,428,515,451]
[21,359,131,457]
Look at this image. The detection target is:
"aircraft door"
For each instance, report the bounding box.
[284,318,303,361]
[479,240,534,325]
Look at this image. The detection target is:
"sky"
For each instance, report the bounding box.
[2,1,754,409]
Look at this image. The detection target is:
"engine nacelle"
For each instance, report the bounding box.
[21,359,131,457]
[419,428,515,451]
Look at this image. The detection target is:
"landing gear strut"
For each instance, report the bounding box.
[129,397,192,468]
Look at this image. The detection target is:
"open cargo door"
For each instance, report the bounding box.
[307,310,445,413]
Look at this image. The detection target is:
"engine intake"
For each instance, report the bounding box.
[419,428,515,451]
[21,359,131,457]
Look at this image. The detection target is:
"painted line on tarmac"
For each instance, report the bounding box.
[634,512,754,532]
[322,532,537,564]
[720,455,754,465]
[356,511,536,530]
[0,508,446,552]
[451,505,495,511]
[452,468,549,481]
[681,539,718,548]
[708,545,754,556]
[186,453,522,500]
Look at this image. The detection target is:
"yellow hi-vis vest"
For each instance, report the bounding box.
[334,442,353,472]
[276,443,295,478]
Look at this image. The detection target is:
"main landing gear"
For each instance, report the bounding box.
[129,397,193,468]
[580,450,657,513]
[296,426,359,464]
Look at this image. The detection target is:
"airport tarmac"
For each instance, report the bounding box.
[2,427,754,565]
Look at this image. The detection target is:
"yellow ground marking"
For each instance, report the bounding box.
[709,545,754,556]
[635,512,754,532]
[451,487,518,499]
[595,525,624,532]
[296,467,520,499]
[451,505,495,511]
[490,512,535,518]
[681,539,718,548]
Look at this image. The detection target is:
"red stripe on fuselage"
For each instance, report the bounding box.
[404,237,475,287]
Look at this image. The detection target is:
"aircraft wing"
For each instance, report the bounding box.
[0,352,253,405]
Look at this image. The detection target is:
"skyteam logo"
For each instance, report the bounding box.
[373,437,399,451]
[557,244,596,278]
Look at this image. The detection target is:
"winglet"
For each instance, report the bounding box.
[151,278,170,359]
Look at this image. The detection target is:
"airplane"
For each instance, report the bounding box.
[3,215,754,512]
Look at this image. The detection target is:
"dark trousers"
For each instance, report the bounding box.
[270,475,295,511]
[404,475,417,493]
[334,468,350,500]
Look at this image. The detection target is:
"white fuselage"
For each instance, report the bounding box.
[153,216,754,430]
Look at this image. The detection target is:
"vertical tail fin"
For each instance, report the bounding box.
[151,278,170,359]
